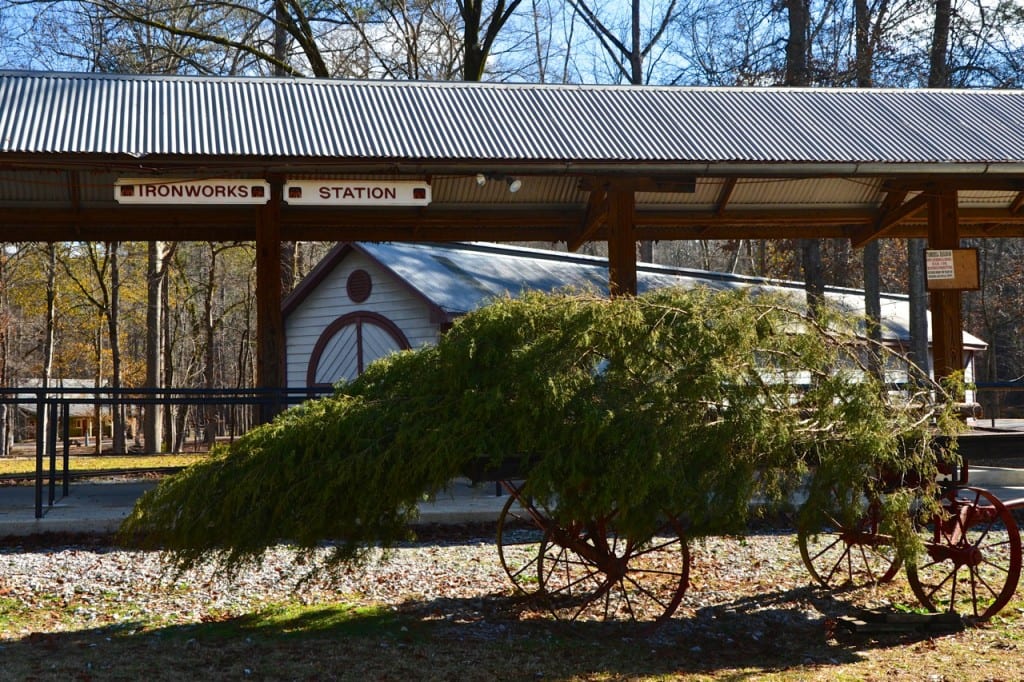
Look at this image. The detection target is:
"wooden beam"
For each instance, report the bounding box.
[639,224,855,241]
[568,187,608,252]
[579,176,696,193]
[850,192,927,248]
[1010,191,1024,215]
[715,178,737,216]
[66,171,82,239]
[256,178,285,420]
[607,190,637,297]
[927,187,963,386]
[638,208,874,227]
[4,203,1024,243]
[882,177,1024,193]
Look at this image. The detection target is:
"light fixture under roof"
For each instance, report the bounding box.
[506,176,522,193]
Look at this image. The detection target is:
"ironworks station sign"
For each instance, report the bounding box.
[283,179,431,206]
[115,178,271,204]
[115,178,432,206]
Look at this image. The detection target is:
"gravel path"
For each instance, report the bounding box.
[0,527,909,642]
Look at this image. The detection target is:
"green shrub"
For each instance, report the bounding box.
[120,287,959,574]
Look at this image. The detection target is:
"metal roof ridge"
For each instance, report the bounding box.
[1,70,1021,97]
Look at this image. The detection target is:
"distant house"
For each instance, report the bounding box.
[13,379,114,442]
[283,242,986,393]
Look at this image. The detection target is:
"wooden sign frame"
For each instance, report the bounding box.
[925,248,980,291]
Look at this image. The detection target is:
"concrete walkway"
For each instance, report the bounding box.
[0,477,512,538]
[2,468,1022,539]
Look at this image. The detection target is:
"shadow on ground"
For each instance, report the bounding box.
[0,584,954,681]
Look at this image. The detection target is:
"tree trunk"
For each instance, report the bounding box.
[907,238,931,378]
[907,0,952,380]
[145,241,175,453]
[784,0,811,87]
[204,244,220,446]
[461,0,486,81]
[107,242,125,453]
[41,244,57,454]
[783,0,824,316]
[928,0,951,89]
[162,258,177,452]
[855,0,883,378]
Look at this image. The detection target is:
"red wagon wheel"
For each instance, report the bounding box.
[535,512,690,627]
[798,487,901,589]
[906,486,1022,621]
[496,483,555,594]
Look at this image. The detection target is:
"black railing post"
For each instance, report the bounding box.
[12,385,326,521]
[34,390,44,518]
[62,400,71,496]
[47,401,58,506]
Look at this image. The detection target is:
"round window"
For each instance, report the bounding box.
[346,269,372,303]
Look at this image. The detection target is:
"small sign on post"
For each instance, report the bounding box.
[925,248,979,290]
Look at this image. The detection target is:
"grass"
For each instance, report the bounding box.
[0,454,206,477]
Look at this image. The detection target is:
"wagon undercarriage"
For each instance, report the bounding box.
[491,463,1024,630]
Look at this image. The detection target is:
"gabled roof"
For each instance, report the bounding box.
[2,71,1024,168]
[283,241,986,350]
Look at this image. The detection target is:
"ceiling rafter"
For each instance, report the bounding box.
[569,186,609,252]
[715,178,737,216]
[1010,191,1024,215]
[849,192,928,248]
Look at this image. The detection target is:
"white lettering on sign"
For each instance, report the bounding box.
[926,249,955,280]
[285,179,430,206]
[115,178,270,205]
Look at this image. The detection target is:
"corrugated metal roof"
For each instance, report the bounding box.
[3,71,1024,165]
[346,241,985,348]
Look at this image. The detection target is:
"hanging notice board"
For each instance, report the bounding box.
[925,248,980,290]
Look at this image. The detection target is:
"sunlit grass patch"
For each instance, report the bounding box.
[0,454,207,476]
[174,601,402,640]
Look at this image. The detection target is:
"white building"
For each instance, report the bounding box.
[283,241,985,391]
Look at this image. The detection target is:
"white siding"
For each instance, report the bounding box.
[285,251,440,388]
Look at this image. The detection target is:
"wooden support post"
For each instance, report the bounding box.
[256,177,286,421]
[927,187,964,387]
[607,189,637,297]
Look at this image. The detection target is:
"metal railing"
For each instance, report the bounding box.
[0,386,331,518]
[975,382,1024,428]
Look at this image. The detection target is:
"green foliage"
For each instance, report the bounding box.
[120,287,959,573]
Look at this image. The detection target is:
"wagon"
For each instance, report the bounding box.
[798,435,1024,622]
[482,434,1024,628]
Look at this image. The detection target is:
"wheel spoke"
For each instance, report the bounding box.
[906,487,1022,620]
[535,514,689,627]
[799,484,899,590]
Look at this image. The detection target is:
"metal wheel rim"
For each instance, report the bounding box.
[496,490,548,594]
[536,514,690,627]
[798,492,901,589]
[906,486,1022,621]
